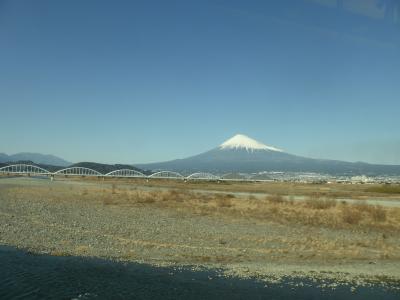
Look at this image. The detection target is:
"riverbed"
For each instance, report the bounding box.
[1,176,400,298]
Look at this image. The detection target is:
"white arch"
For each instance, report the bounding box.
[0,164,50,174]
[186,172,220,180]
[248,174,272,181]
[54,167,102,176]
[221,173,252,180]
[221,173,236,179]
[105,169,146,177]
[148,171,184,179]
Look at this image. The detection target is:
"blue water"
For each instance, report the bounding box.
[0,246,399,299]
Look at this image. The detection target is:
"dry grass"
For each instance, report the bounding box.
[63,175,398,199]
[341,204,387,225]
[305,196,337,210]
[341,207,363,225]
[91,185,400,232]
[366,185,400,194]
[6,183,400,233]
[216,194,235,208]
[266,194,285,204]
[4,183,400,263]
[111,184,117,194]
[371,206,387,222]
[353,202,387,222]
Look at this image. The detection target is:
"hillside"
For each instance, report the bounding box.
[0,153,71,167]
[136,134,400,176]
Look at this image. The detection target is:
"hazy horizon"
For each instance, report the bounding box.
[1,0,399,165]
[2,132,400,167]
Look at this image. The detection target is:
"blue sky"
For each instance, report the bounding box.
[1,0,399,164]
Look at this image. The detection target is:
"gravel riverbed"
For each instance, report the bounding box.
[1,177,400,290]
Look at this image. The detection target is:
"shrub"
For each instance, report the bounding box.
[269,206,279,214]
[370,206,387,222]
[247,195,257,201]
[216,195,233,208]
[342,207,363,225]
[305,198,337,210]
[224,193,236,199]
[266,195,284,204]
[111,184,117,194]
[103,197,113,205]
[134,191,157,203]
[366,185,400,194]
[354,200,369,211]
[141,196,156,204]
[353,202,387,222]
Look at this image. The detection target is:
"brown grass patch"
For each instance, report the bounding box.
[305,197,337,210]
[370,206,387,222]
[353,202,387,222]
[266,195,285,204]
[341,207,363,225]
[366,185,400,194]
[111,184,117,194]
[103,197,114,205]
[216,194,235,208]
[7,184,400,233]
[91,188,400,232]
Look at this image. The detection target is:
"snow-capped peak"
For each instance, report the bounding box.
[219,134,283,152]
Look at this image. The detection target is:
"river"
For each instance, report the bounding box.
[0,246,399,299]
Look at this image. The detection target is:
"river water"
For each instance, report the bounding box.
[0,246,399,300]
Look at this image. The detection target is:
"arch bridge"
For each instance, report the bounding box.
[0,164,253,182]
[105,169,146,178]
[186,172,220,180]
[0,164,51,175]
[54,167,102,176]
[220,173,252,181]
[149,171,184,179]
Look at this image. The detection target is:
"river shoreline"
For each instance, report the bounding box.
[1,177,400,293]
[2,245,399,299]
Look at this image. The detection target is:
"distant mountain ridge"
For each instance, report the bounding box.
[0,152,71,167]
[136,134,400,176]
[3,135,400,176]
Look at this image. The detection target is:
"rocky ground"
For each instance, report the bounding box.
[0,177,400,290]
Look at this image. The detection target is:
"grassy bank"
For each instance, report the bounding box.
[97,186,400,233]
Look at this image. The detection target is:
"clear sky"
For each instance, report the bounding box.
[1,0,399,164]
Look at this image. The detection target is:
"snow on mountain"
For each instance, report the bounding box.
[219,134,283,152]
[135,134,400,175]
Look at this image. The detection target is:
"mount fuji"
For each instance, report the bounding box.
[136,134,400,175]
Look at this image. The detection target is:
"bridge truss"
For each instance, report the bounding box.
[0,164,50,175]
[148,171,184,179]
[105,169,146,178]
[54,167,102,176]
[186,172,220,180]
[0,164,257,182]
